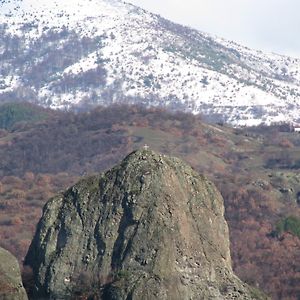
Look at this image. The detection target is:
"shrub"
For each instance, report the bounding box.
[275,216,300,238]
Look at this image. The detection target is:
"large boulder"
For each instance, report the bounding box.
[0,247,28,300]
[25,149,267,299]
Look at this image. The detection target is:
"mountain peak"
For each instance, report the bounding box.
[123,146,166,164]
[1,0,131,28]
[25,150,267,299]
[1,0,300,125]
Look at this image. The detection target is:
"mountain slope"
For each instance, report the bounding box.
[1,104,300,298]
[1,0,300,125]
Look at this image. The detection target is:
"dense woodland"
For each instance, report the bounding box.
[1,102,300,299]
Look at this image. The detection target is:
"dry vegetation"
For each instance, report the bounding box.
[1,103,300,299]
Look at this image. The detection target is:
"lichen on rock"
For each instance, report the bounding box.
[0,247,28,300]
[25,149,267,299]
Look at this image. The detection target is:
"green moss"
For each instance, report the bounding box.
[116,270,131,279]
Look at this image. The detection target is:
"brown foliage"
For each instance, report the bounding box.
[0,172,78,261]
[1,105,300,299]
[279,138,294,148]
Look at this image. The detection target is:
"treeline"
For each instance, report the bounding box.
[0,101,56,130]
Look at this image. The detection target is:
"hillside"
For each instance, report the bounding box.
[1,105,300,298]
[0,0,300,125]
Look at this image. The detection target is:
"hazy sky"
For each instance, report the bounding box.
[129,0,300,58]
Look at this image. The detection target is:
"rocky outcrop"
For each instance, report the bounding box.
[25,148,267,299]
[0,247,28,300]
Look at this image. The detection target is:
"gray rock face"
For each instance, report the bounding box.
[25,149,267,299]
[0,247,28,300]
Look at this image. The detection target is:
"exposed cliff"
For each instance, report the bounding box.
[25,149,267,299]
[0,247,28,300]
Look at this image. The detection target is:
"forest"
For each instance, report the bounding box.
[1,102,300,299]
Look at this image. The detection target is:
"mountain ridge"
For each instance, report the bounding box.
[1,0,300,125]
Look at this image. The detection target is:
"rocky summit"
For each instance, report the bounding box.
[0,247,28,300]
[25,149,266,299]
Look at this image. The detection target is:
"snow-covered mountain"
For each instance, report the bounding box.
[1,0,300,126]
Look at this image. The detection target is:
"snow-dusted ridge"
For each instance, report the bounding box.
[1,0,300,126]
